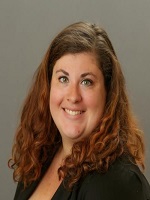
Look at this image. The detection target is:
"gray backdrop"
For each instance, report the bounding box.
[0,0,150,199]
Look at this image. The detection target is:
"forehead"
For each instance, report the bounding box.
[53,52,100,72]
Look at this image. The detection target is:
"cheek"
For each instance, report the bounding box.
[86,90,105,105]
[85,90,106,113]
[50,87,59,107]
[49,86,64,109]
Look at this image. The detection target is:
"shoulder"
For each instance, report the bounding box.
[77,156,150,200]
[14,158,52,200]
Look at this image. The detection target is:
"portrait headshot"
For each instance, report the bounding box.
[1,1,150,200]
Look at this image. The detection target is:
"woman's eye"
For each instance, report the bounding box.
[81,79,93,86]
[58,76,68,83]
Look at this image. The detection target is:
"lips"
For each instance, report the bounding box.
[64,108,83,116]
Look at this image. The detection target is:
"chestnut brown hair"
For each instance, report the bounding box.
[9,22,144,189]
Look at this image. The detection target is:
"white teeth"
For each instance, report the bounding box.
[65,109,82,116]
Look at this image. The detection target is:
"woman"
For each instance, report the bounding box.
[9,22,150,200]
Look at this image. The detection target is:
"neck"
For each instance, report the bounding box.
[59,138,74,159]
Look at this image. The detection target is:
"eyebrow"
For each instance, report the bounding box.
[56,69,97,78]
[80,72,97,78]
[56,69,69,76]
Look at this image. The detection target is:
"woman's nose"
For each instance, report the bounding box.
[66,84,82,103]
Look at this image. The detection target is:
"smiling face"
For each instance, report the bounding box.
[49,52,106,144]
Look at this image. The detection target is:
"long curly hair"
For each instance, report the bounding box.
[9,22,145,189]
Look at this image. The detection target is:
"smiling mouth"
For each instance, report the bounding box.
[64,108,83,116]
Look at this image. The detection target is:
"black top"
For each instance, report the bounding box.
[14,156,150,200]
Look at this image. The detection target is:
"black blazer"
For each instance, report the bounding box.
[14,156,150,200]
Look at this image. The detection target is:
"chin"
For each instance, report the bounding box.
[62,129,85,141]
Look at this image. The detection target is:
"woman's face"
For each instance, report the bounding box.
[50,52,106,143]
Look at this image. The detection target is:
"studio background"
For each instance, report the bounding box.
[0,0,150,199]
